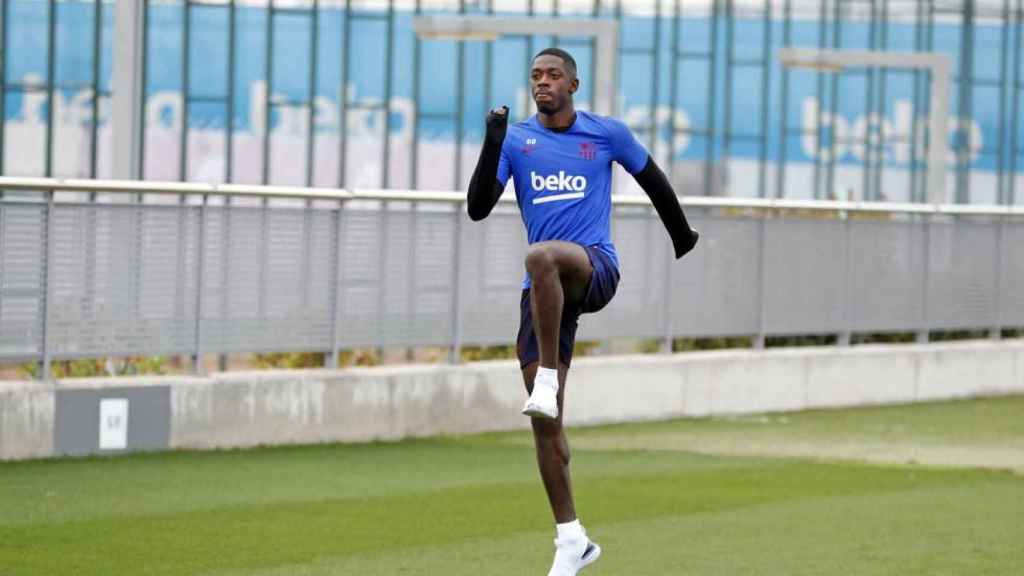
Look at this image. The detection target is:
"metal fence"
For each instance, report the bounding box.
[6,1,1024,204]
[1,176,1021,378]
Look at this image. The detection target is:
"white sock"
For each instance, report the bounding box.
[556,519,585,541]
[535,366,559,393]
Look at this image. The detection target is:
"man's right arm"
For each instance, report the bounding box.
[467,106,509,221]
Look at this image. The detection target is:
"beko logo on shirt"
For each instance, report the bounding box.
[530,171,588,192]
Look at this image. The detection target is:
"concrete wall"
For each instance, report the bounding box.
[2,340,1022,460]
[0,381,54,460]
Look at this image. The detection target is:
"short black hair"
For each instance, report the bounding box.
[533,48,578,79]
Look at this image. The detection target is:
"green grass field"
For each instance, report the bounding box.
[2,396,1023,575]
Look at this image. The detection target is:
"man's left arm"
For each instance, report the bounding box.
[632,156,699,259]
[608,118,698,259]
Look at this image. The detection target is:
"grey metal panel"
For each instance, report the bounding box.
[337,203,461,349]
[458,205,526,346]
[1001,221,1024,326]
[59,205,117,355]
[337,205,386,347]
[382,208,414,345]
[262,207,332,348]
[580,208,670,340]
[199,204,337,353]
[198,204,229,350]
[0,205,46,359]
[614,210,672,337]
[53,386,171,457]
[47,205,97,356]
[305,209,337,342]
[762,218,846,334]
[133,205,200,354]
[264,210,308,320]
[927,220,999,329]
[670,214,761,338]
[223,206,265,351]
[407,207,457,345]
[846,219,927,332]
[207,205,265,352]
[44,204,201,358]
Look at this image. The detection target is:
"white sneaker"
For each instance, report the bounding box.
[547,535,602,576]
[522,380,558,419]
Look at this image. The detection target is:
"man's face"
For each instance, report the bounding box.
[530,55,578,115]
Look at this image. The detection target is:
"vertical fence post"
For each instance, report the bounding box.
[40,190,56,380]
[258,197,269,347]
[328,200,345,368]
[300,198,313,353]
[175,193,188,368]
[217,196,232,372]
[754,214,768,349]
[916,214,931,343]
[448,202,464,364]
[661,207,674,354]
[375,200,389,359]
[838,209,852,346]
[406,202,418,360]
[193,195,208,374]
[0,198,4,332]
[990,215,1004,340]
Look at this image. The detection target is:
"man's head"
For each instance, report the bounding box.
[530,48,579,115]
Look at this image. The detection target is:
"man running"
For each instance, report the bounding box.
[466,47,699,575]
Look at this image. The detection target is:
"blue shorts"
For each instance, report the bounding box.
[516,244,620,369]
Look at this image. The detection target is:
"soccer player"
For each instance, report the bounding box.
[466,47,699,575]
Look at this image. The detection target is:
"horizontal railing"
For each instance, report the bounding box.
[2,176,1024,214]
[1,176,1022,380]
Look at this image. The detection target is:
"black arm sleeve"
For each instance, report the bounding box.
[632,155,699,259]
[466,140,504,221]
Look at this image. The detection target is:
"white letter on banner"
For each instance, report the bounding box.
[801,97,848,162]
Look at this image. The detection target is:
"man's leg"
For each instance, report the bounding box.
[522,241,592,419]
[523,361,601,576]
[522,362,575,522]
[519,241,602,574]
[525,241,593,370]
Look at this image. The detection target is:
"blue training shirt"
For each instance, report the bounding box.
[497,110,649,288]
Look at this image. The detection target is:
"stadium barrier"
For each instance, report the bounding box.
[2,340,1023,460]
[2,176,1022,378]
[2,177,1023,459]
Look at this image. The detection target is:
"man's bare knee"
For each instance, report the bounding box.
[525,243,558,278]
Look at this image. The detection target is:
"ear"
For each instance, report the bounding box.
[570,77,580,94]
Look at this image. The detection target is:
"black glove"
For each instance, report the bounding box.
[674,227,699,259]
[468,106,510,221]
[485,106,509,146]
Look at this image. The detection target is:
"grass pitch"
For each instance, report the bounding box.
[2,396,1023,575]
